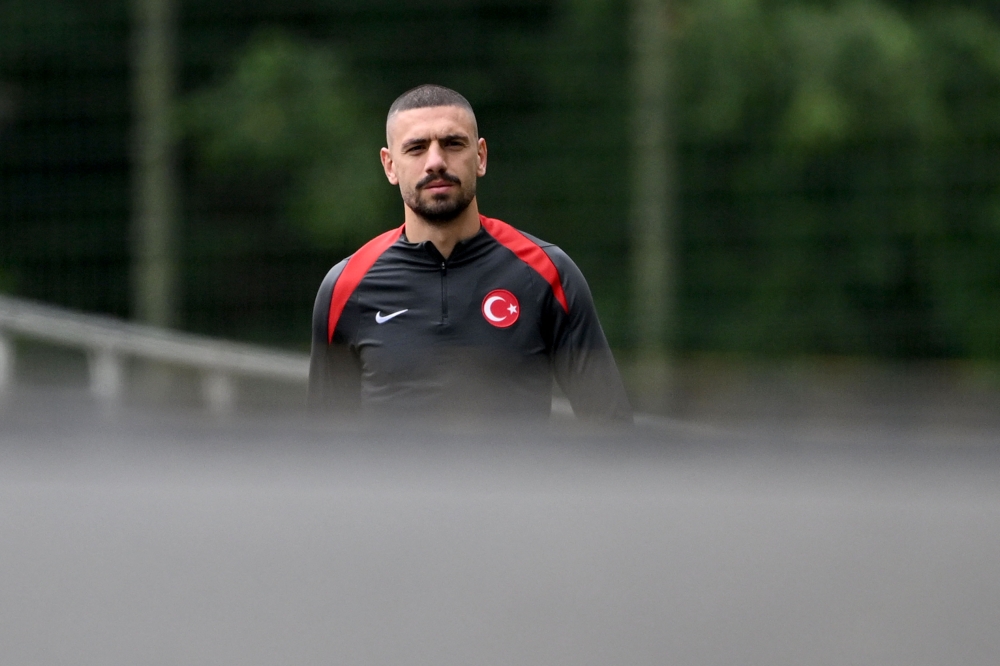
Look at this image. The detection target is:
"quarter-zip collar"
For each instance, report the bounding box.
[397,225,495,268]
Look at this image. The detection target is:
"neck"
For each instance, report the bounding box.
[403,200,482,259]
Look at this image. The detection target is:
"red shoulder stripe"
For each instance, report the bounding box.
[328,225,404,343]
[480,215,569,312]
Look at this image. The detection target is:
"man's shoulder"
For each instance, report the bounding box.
[321,225,405,283]
[480,215,587,312]
[319,256,350,287]
[349,225,406,263]
[315,225,405,336]
[481,215,580,275]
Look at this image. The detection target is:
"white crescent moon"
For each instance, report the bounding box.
[484,296,506,322]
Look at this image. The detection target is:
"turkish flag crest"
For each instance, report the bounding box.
[482,289,520,328]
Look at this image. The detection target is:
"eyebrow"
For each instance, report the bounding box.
[401,133,471,150]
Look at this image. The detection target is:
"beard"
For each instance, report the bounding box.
[403,172,477,225]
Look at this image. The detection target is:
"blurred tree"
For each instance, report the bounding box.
[0,82,14,136]
[0,268,13,294]
[0,0,133,314]
[920,8,1000,359]
[183,31,390,249]
[3,0,1000,364]
[673,0,1000,359]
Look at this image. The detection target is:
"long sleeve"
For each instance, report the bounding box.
[544,246,633,422]
[308,260,362,413]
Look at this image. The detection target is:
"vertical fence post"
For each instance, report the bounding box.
[88,347,124,408]
[131,0,179,330]
[131,0,179,403]
[629,0,675,413]
[132,0,177,327]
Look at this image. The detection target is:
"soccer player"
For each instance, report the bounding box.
[309,84,632,421]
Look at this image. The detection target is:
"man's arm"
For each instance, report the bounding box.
[544,246,633,422]
[308,260,362,413]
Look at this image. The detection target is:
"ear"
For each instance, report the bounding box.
[380,147,399,185]
[476,137,487,177]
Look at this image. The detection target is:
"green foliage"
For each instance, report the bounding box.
[8,0,999,358]
[0,267,15,294]
[183,31,391,248]
[674,0,1000,358]
[677,0,963,145]
[174,1,1000,358]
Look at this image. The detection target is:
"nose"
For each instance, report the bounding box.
[424,141,447,173]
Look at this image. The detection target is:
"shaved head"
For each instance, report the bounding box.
[386,84,478,145]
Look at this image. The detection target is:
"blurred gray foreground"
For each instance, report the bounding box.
[1,385,999,666]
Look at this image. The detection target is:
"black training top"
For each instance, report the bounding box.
[309,214,632,421]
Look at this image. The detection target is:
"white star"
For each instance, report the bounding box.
[508,304,518,315]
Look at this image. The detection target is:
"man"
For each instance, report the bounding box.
[309,84,631,421]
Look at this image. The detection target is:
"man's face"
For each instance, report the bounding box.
[381,105,487,224]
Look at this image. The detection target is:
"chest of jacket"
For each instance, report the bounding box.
[346,249,555,355]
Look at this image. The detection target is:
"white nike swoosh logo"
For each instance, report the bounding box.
[375,309,408,324]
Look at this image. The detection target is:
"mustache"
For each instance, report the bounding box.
[416,172,462,189]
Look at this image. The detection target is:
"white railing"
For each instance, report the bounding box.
[0,295,309,415]
[0,296,612,421]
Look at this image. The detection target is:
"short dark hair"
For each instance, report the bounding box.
[386,84,478,138]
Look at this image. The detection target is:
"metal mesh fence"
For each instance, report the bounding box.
[2,0,1000,362]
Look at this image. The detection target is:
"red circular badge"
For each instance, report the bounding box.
[482,289,520,328]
